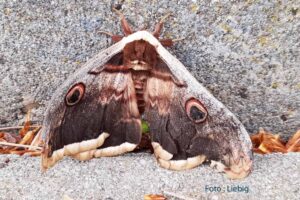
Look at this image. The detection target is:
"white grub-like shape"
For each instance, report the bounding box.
[152,142,173,160]
[152,142,206,170]
[72,142,137,161]
[42,132,109,170]
[158,155,206,171]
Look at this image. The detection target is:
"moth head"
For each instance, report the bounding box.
[106,10,173,48]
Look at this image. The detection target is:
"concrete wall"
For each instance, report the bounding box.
[1,0,299,138]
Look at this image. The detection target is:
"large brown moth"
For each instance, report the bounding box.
[41,11,253,179]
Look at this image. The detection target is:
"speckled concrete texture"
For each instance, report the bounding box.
[1,1,300,200]
[0,1,299,135]
[0,153,299,200]
[0,0,300,136]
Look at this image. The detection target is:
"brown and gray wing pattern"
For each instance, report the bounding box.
[42,70,141,169]
[144,77,197,160]
[144,83,221,160]
[143,58,252,178]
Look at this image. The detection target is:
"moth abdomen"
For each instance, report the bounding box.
[132,70,150,114]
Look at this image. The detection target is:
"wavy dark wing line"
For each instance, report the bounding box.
[44,70,142,158]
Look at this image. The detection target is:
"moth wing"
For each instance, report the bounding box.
[144,71,202,161]
[42,53,141,169]
[144,52,252,179]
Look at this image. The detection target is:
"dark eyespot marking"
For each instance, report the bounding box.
[65,83,85,106]
[185,98,208,123]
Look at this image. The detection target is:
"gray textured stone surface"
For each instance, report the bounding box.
[1,2,300,200]
[0,0,299,138]
[0,153,300,200]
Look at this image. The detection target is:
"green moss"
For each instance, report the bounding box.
[141,120,149,134]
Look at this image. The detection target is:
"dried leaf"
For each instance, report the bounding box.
[0,132,21,144]
[259,132,286,153]
[144,194,167,200]
[8,149,40,156]
[30,129,43,148]
[19,110,31,137]
[251,129,300,154]
[0,109,43,156]
[286,130,300,152]
[0,149,10,154]
[23,151,41,157]
[18,127,40,146]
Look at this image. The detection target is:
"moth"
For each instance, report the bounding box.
[41,11,253,179]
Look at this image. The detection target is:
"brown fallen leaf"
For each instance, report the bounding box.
[0,110,42,155]
[19,110,31,137]
[17,127,40,146]
[251,128,300,154]
[30,129,43,148]
[23,151,41,157]
[0,132,21,144]
[144,194,167,200]
[286,130,300,152]
[0,148,10,154]
[9,149,40,156]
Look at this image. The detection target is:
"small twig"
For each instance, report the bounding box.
[30,129,43,149]
[0,142,42,151]
[0,125,42,132]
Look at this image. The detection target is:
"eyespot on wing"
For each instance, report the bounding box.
[65,83,85,106]
[185,98,208,123]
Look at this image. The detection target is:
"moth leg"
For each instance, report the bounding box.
[153,13,184,47]
[98,31,123,43]
[159,37,185,47]
[113,8,133,35]
[152,13,172,38]
[159,39,173,47]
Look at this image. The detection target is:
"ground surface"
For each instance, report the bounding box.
[0,153,299,200]
[0,0,300,138]
[1,1,300,199]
